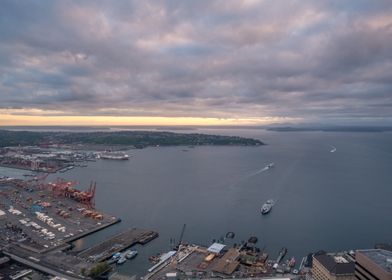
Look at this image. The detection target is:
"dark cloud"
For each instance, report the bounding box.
[0,0,391,124]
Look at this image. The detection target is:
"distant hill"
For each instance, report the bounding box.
[0,130,264,148]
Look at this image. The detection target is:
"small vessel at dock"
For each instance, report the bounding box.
[125,250,138,259]
[112,252,121,261]
[276,247,288,264]
[117,256,127,264]
[273,247,288,269]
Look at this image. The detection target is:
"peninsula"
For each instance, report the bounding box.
[0,130,264,148]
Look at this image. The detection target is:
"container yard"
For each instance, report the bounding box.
[0,177,119,253]
[0,176,157,279]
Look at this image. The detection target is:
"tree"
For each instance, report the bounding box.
[89,262,110,278]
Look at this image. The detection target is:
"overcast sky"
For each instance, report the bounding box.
[1,1,391,125]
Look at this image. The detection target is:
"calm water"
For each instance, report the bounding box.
[2,129,392,277]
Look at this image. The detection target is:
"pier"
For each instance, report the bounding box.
[78,228,158,262]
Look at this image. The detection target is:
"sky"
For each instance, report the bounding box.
[0,0,391,126]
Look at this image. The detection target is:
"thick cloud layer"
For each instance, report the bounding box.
[0,0,391,124]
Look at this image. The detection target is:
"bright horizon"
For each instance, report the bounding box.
[0,114,296,126]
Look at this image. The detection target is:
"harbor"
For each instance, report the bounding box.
[1,130,391,279]
[1,0,392,276]
[0,172,300,279]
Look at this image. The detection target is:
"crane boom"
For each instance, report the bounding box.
[178,223,186,246]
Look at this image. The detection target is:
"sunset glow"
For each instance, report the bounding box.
[0,1,391,126]
[0,114,295,126]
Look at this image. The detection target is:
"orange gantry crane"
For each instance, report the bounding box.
[48,178,96,208]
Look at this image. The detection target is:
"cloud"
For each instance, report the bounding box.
[0,0,391,124]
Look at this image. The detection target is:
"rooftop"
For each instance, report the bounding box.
[314,253,355,275]
[207,243,226,254]
[212,248,240,275]
[357,249,392,273]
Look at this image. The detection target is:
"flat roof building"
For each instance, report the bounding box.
[207,243,226,254]
[212,248,240,275]
[312,252,355,280]
[355,249,392,280]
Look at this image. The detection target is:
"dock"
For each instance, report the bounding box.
[78,228,158,262]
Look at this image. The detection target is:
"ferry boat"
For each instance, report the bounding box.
[266,163,275,169]
[261,199,274,214]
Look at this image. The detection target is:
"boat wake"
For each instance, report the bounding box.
[247,167,269,177]
[247,163,274,177]
[227,163,276,191]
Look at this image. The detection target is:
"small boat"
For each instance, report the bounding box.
[248,236,258,244]
[125,250,138,259]
[261,199,274,214]
[330,146,337,153]
[112,252,121,260]
[266,163,274,169]
[117,257,127,265]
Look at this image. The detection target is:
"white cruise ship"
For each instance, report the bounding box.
[97,151,129,160]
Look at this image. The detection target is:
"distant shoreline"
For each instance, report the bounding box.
[266,126,392,133]
[0,129,264,148]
